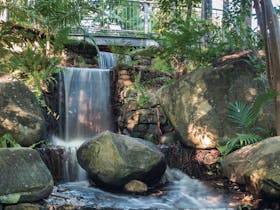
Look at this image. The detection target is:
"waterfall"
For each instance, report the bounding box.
[98,51,131,69]
[54,67,113,182]
[98,52,117,69]
[62,67,112,140]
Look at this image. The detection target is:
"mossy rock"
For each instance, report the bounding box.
[0,72,45,146]
[158,60,274,149]
[0,148,53,204]
[77,131,166,188]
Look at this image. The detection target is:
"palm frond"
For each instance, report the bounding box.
[227,90,278,130]
[227,101,255,129]
[219,133,262,155]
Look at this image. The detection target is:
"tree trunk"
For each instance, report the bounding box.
[254,0,280,134]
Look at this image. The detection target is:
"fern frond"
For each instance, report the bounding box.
[227,102,255,129]
[221,133,262,155]
[227,90,278,130]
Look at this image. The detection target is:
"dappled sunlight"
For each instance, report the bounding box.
[127,111,139,130]
[0,72,15,83]
[249,168,267,194]
[220,49,252,62]
[245,88,258,101]
[0,117,14,130]
[187,124,217,148]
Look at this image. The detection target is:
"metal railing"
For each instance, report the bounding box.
[78,0,225,37]
[80,0,159,36]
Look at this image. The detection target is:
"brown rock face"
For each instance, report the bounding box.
[158,59,274,149]
[221,137,280,198]
[0,72,45,146]
[124,180,148,193]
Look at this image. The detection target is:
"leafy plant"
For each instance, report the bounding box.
[0,133,46,148]
[8,45,62,97]
[109,44,135,67]
[218,90,278,156]
[218,133,262,156]
[0,134,21,148]
[134,72,152,107]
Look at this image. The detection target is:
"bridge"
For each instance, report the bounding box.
[71,0,223,47]
[71,0,161,47]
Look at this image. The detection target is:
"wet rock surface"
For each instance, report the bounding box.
[37,146,67,183]
[43,169,233,210]
[77,131,166,188]
[0,148,53,204]
[221,136,280,198]
[124,180,148,193]
[112,57,176,145]
[4,203,46,210]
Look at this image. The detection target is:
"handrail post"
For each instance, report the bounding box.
[0,8,9,22]
[143,2,149,34]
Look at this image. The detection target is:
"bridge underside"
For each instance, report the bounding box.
[70,34,159,47]
[94,35,159,47]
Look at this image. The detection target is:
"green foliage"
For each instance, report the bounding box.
[227,102,256,130]
[0,0,30,24]
[218,90,278,156]
[93,0,152,33]
[153,0,264,79]
[227,90,278,131]
[152,56,172,74]
[109,44,136,66]
[8,45,62,97]
[152,17,221,76]
[218,133,262,156]
[0,133,46,148]
[134,72,152,107]
[0,134,21,148]
[0,0,95,100]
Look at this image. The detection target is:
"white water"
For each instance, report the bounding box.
[46,168,233,209]
[62,67,112,139]
[98,52,117,69]
[98,51,131,69]
[54,66,113,181]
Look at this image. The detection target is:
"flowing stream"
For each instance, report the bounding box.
[45,168,233,209]
[48,52,235,209]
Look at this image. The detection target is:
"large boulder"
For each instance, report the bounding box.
[157,59,274,149]
[0,72,45,146]
[0,148,54,204]
[77,131,166,188]
[221,137,280,198]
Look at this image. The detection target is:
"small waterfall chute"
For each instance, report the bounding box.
[54,66,113,182]
[98,52,116,69]
[61,67,112,140]
[98,51,131,69]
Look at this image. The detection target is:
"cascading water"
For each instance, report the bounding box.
[54,66,113,182]
[61,67,112,139]
[47,51,236,209]
[98,51,117,69]
[46,168,234,209]
[98,51,131,69]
